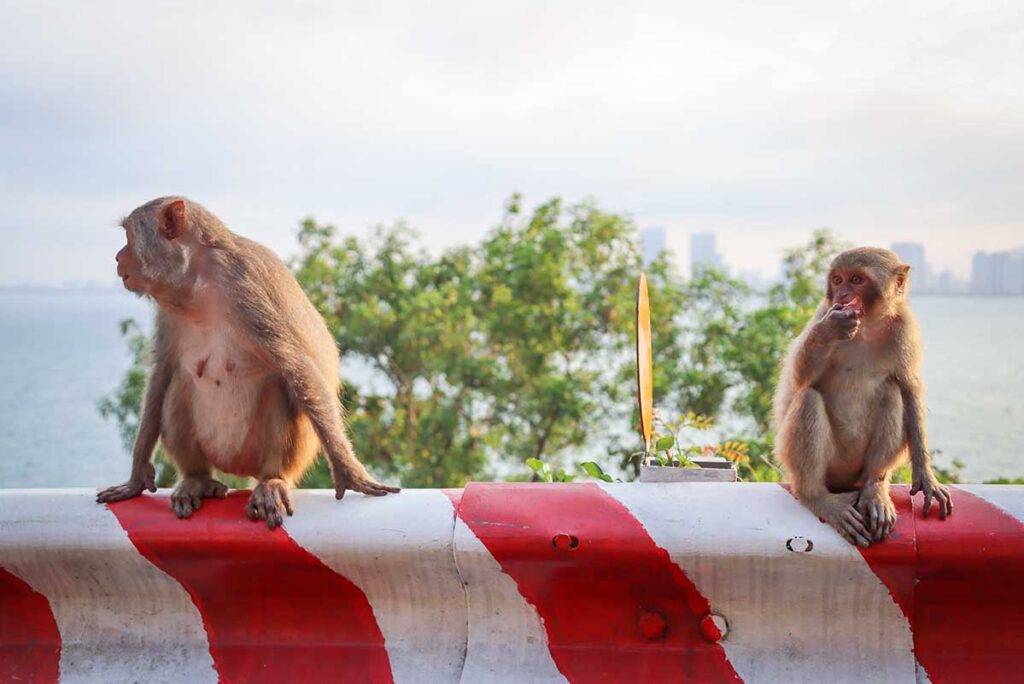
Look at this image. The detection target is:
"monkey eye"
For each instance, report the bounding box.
[850,274,863,285]
[831,275,842,286]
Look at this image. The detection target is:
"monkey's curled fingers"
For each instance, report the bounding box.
[333,472,401,500]
[911,474,953,520]
[824,306,861,341]
[96,462,156,504]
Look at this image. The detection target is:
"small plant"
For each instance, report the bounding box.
[635,411,751,469]
[525,458,574,482]
[520,411,756,482]
[525,458,616,483]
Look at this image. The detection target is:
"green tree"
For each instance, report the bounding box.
[293,195,689,486]
[471,196,686,475]
[293,219,490,488]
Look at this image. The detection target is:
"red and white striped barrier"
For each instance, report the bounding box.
[2,483,1022,683]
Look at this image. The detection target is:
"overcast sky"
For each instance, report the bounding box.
[2,0,1022,285]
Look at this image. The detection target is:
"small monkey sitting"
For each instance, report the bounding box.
[773,247,952,547]
[97,197,399,528]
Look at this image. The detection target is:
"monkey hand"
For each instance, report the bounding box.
[910,470,953,520]
[820,304,861,341]
[332,463,401,500]
[96,462,157,504]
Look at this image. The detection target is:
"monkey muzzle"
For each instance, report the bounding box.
[840,295,864,316]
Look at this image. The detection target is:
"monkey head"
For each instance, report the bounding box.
[826,247,910,319]
[116,197,206,300]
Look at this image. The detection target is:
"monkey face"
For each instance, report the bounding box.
[116,199,192,297]
[828,268,877,314]
[827,248,911,319]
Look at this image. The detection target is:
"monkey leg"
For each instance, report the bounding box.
[778,387,873,548]
[161,373,228,519]
[245,382,320,529]
[856,382,904,542]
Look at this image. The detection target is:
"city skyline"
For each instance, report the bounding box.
[638,228,1024,296]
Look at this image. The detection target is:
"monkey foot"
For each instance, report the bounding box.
[170,475,228,519]
[856,488,897,542]
[809,491,874,548]
[247,479,294,530]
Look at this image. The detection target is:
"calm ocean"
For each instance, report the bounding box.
[0,290,1021,487]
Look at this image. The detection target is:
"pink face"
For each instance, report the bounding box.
[829,268,877,312]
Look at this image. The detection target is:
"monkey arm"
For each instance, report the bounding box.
[96,329,172,503]
[898,378,928,468]
[132,357,173,473]
[790,328,836,388]
[787,301,844,389]
[897,375,953,519]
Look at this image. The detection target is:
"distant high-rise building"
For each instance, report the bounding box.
[690,232,725,275]
[1006,250,1024,295]
[972,252,997,295]
[639,227,667,266]
[971,249,1024,296]
[891,242,933,293]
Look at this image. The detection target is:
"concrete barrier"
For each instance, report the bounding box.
[2,483,1022,683]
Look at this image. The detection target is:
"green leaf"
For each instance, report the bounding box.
[579,461,605,479]
[655,435,675,451]
[599,473,614,483]
[525,458,545,473]
[555,468,576,483]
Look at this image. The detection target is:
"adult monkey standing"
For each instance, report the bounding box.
[97,197,399,528]
[773,247,952,547]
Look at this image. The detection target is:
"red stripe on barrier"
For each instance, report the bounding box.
[0,567,60,684]
[451,483,741,682]
[108,493,392,684]
[909,488,1024,683]
[787,484,1024,683]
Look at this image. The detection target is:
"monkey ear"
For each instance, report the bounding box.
[160,200,187,240]
[894,264,910,293]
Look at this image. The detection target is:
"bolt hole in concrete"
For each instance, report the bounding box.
[699,612,729,642]
[786,536,814,553]
[552,533,580,550]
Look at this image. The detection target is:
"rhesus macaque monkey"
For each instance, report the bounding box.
[97,197,398,528]
[774,247,952,547]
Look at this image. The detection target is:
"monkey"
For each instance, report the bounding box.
[96,197,398,528]
[773,247,952,547]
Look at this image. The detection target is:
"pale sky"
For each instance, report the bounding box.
[2,0,1022,285]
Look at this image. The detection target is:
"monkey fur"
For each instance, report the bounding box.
[97,197,398,528]
[774,247,952,547]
